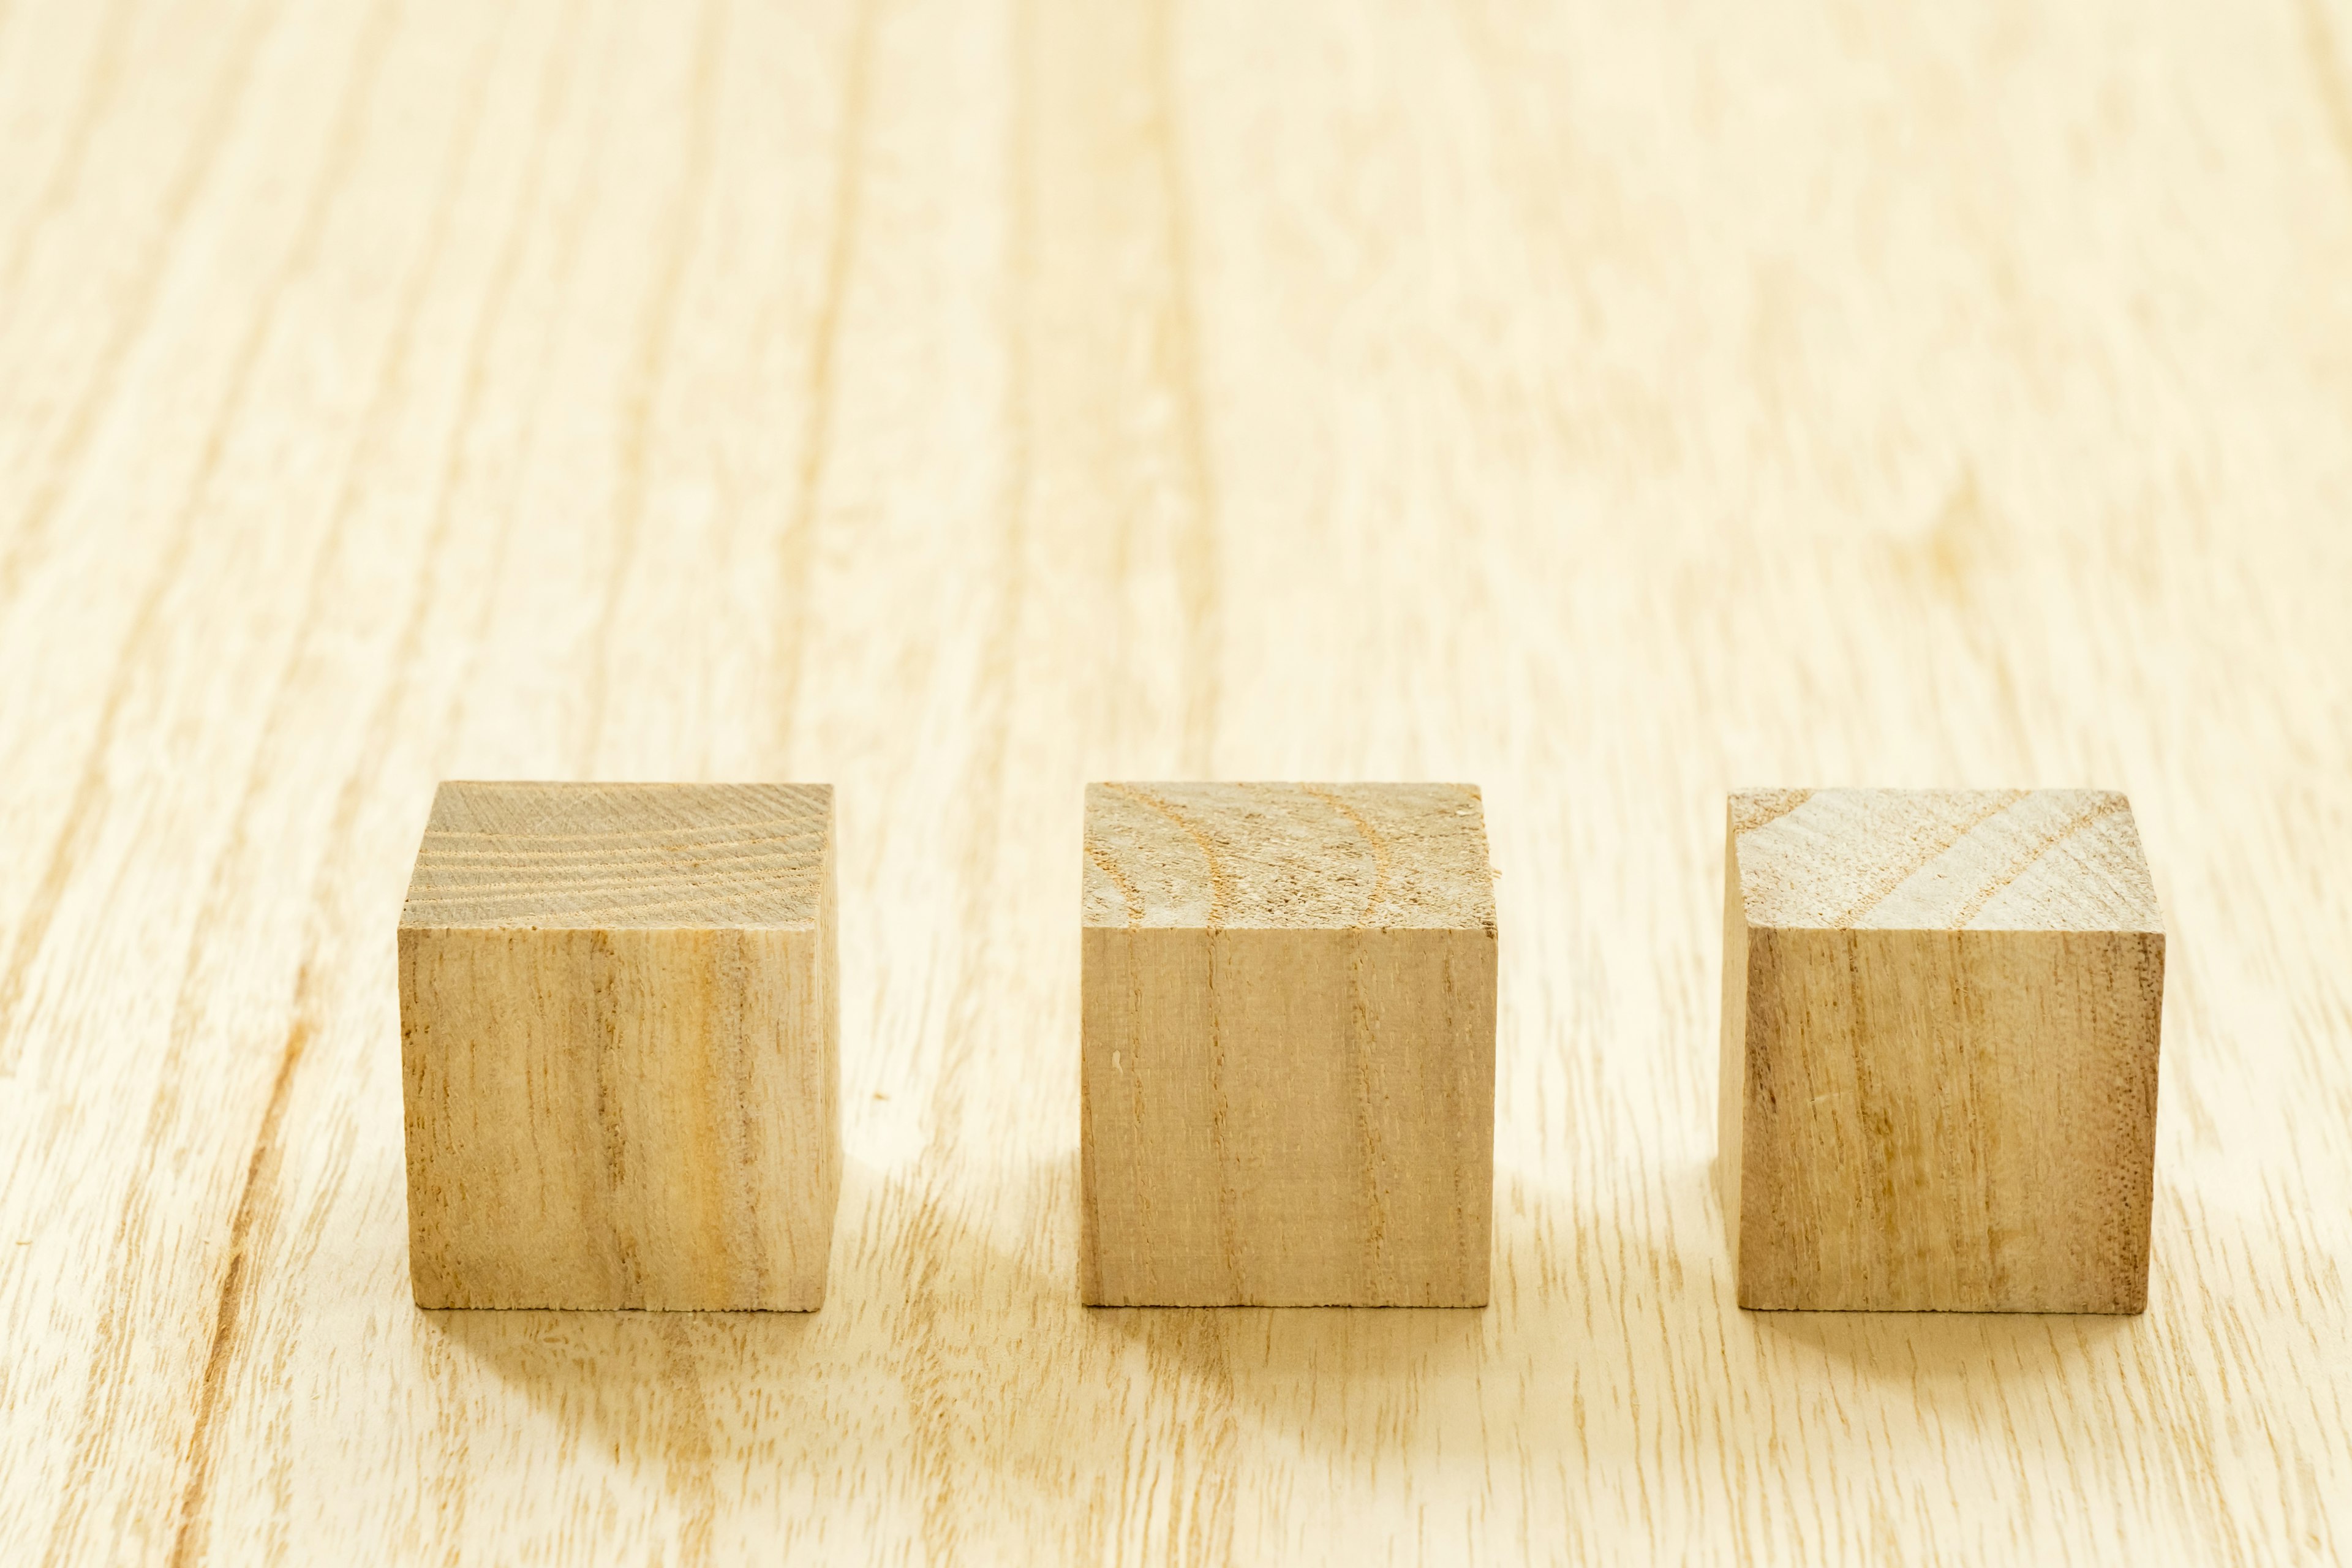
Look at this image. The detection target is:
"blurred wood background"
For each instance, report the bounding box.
[2,0,2349,1561]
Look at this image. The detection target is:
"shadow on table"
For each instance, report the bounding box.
[417,1256,829,1463]
[1706,1153,2151,1379]
[411,1139,2147,1498]
[406,1152,1156,1502]
[1748,1305,2143,1378]
[1077,1152,1662,1466]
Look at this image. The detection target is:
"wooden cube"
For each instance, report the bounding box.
[398,782,840,1310]
[1720,788,2166,1313]
[1080,782,1498,1306]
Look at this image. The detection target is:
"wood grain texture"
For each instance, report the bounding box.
[1721,788,2165,1313]
[3,0,2352,1562]
[399,781,839,1310]
[1080,782,1496,1306]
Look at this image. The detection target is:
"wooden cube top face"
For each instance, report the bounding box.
[1730,788,2162,934]
[1082,782,1494,932]
[401,781,832,931]
[1082,782,1497,1307]
[1724,788,2165,1314]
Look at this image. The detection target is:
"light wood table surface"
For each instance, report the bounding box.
[4,1,2350,1562]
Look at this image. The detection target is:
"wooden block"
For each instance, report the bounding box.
[398,782,840,1310]
[1719,788,2166,1313]
[1080,782,1498,1306]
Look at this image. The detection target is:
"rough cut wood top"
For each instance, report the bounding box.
[399,782,831,930]
[1730,788,2164,933]
[1082,783,1493,931]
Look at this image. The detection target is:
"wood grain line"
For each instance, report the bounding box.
[160,24,582,1528]
[1088,788,1246,1296]
[1302,783,1393,925]
[1945,794,2134,929]
[590,929,642,1304]
[163,1005,312,1568]
[413,887,831,929]
[1146,0,1220,777]
[0,0,135,309]
[655,1319,718,1567]
[1825,791,2022,927]
[772,0,880,767]
[413,879,827,912]
[1101,784,1235,927]
[870,0,1014,1545]
[412,836,821,862]
[409,850,824,882]
[0,0,371,1084]
[1204,926,1243,1303]
[149,12,513,1557]
[1306,785,1397,1287]
[2301,0,2352,186]
[921,4,1034,1146]
[580,0,727,770]
[1346,933,1389,1291]
[424,809,826,844]
[1087,843,1147,929]
[0,0,282,611]
[1729,788,1815,837]
[437,0,622,749]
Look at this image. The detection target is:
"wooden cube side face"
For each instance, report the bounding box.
[1735,925,2163,1312]
[399,923,840,1310]
[1080,925,1497,1306]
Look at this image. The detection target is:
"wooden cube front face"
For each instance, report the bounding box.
[1721,789,2166,1313]
[398,782,840,1310]
[1080,783,1498,1306]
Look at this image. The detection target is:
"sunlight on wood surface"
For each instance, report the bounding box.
[2,0,2350,1561]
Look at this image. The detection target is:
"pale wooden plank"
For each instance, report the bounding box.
[0,0,2347,1562]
